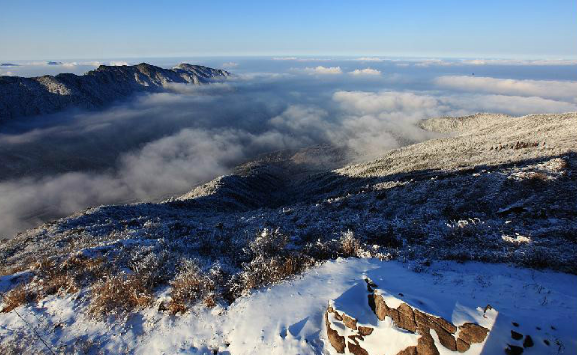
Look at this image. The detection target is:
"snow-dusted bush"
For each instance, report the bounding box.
[339,230,361,257]
[248,228,289,258]
[233,253,316,298]
[168,260,215,314]
[90,273,153,317]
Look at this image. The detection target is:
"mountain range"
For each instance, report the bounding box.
[0,63,229,121]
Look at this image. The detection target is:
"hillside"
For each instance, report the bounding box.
[0,63,229,120]
[0,112,576,354]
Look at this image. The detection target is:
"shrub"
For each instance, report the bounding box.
[248,228,289,257]
[167,261,214,314]
[127,250,172,290]
[340,230,361,257]
[89,273,153,317]
[235,254,315,298]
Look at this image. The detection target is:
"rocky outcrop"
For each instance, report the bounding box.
[0,63,229,121]
[325,280,491,355]
[326,304,373,355]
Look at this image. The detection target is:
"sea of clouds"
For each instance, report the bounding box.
[0,57,576,237]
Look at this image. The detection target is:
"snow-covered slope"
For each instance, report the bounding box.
[0,112,576,354]
[0,63,229,121]
[1,259,575,354]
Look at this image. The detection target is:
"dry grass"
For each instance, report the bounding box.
[89,274,153,317]
[1,256,102,313]
[1,283,29,313]
[33,255,108,300]
[167,262,215,314]
[38,274,79,296]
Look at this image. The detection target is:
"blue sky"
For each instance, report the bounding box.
[1,0,576,60]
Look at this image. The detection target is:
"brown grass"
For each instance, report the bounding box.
[167,263,215,314]
[31,255,108,301]
[89,274,153,317]
[38,274,79,296]
[1,284,29,313]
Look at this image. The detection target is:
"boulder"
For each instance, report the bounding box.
[325,310,345,353]
[342,313,358,330]
[416,330,440,355]
[459,323,490,344]
[358,326,374,336]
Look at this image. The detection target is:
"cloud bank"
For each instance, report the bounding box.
[435,76,577,102]
[414,58,577,67]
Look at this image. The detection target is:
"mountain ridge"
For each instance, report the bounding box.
[0,63,229,121]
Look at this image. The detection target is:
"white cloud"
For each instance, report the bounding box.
[442,94,577,115]
[334,89,577,118]
[222,62,238,68]
[328,88,577,157]
[0,126,307,237]
[349,68,382,76]
[303,66,342,75]
[108,61,129,66]
[269,105,331,141]
[13,60,117,68]
[435,76,577,101]
[55,61,102,67]
[355,57,385,62]
[330,91,442,158]
[333,91,441,116]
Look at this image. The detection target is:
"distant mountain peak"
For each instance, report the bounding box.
[0,63,230,121]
